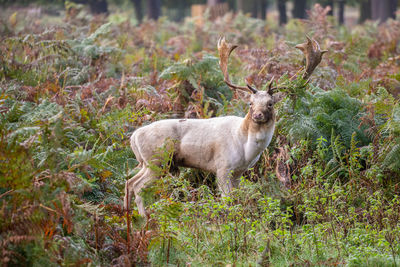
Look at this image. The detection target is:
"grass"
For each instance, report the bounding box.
[0,3,399,266]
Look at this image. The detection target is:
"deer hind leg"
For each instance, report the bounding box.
[124,166,147,211]
[131,167,157,216]
[125,165,157,216]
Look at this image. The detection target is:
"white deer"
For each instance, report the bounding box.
[124,36,326,216]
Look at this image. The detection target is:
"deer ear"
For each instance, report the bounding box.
[272,93,283,104]
[242,92,251,103]
[268,87,276,96]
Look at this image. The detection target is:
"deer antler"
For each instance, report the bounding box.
[218,37,258,94]
[295,36,327,80]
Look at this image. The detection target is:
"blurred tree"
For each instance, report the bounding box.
[234,0,268,19]
[258,0,268,19]
[88,0,108,13]
[237,0,244,12]
[147,0,161,20]
[359,0,371,23]
[277,0,287,24]
[207,0,224,5]
[338,0,345,24]
[163,0,191,22]
[292,0,307,19]
[131,0,143,23]
[371,0,397,22]
[249,0,268,19]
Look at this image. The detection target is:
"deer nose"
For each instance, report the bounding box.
[253,112,264,120]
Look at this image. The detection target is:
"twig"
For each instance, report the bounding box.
[0,189,14,199]
[126,190,131,255]
[39,204,59,214]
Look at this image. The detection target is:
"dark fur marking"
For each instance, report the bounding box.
[170,154,182,175]
[262,109,273,123]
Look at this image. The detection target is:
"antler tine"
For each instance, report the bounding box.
[295,36,327,80]
[267,76,275,95]
[218,37,258,94]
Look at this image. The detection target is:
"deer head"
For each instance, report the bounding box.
[218,37,275,124]
[217,36,326,123]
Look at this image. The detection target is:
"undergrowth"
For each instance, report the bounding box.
[0,3,400,266]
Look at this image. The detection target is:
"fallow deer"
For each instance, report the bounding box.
[124,36,326,216]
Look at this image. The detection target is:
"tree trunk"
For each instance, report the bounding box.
[88,0,108,14]
[175,1,186,22]
[371,0,380,20]
[389,0,397,19]
[292,0,307,19]
[338,0,345,25]
[236,0,244,12]
[250,0,268,19]
[251,0,258,18]
[207,0,223,6]
[372,0,397,23]
[147,0,161,20]
[239,0,267,19]
[260,0,267,20]
[131,0,143,23]
[277,0,287,25]
[359,0,371,23]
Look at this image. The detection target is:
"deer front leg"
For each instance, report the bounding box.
[216,168,241,197]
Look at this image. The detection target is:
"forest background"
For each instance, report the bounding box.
[1,0,400,266]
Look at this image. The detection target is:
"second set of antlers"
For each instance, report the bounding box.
[217,36,327,94]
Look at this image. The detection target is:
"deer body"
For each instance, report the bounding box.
[126,91,275,216]
[132,115,274,173]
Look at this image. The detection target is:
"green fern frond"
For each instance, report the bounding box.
[20,100,62,123]
[383,142,400,172]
